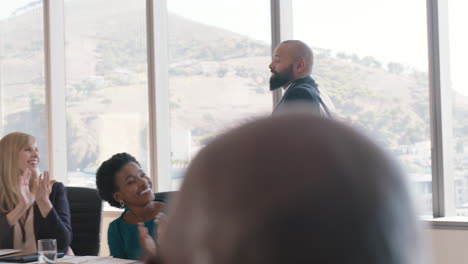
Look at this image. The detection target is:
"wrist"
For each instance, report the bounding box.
[36,198,52,208]
[145,247,157,257]
[17,200,34,213]
[16,200,28,211]
[36,198,53,218]
[6,204,28,226]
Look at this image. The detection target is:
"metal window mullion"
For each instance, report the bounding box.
[146,0,171,192]
[0,42,3,134]
[427,0,454,217]
[43,0,67,182]
[0,23,4,134]
[270,0,293,107]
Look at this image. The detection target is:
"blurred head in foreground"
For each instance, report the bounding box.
[159,109,424,264]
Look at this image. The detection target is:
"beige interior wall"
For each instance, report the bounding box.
[427,228,468,264]
[99,212,121,256]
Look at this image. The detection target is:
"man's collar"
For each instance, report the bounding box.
[283,82,295,92]
[283,76,313,92]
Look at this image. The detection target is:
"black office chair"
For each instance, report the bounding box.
[154,191,174,201]
[66,187,102,256]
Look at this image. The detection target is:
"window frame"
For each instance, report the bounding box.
[44,0,68,183]
[427,0,455,218]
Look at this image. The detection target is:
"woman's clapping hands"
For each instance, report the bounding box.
[17,169,54,209]
[18,168,35,209]
[137,212,168,258]
[35,171,55,204]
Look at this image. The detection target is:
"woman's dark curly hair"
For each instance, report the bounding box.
[96,152,141,208]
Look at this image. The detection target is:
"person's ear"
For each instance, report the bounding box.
[295,59,306,73]
[113,192,122,203]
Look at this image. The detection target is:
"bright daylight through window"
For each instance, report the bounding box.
[292,0,432,215]
[167,0,272,189]
[0,1,48,169]
[64,0,150,188]
[448,0,468,216]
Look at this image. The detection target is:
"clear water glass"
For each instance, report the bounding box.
[37,239,57,264]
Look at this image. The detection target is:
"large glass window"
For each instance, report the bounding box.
[0,1,48,169]
[448,1,468,216]
[3,0,467,220]
[64,0,149,188]
[292,0,431,215]
[166,0,272,189]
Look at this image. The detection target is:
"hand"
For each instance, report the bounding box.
[155,212,167,247]
[35,171,54,204]
[6,169,35,226]
[17,169,35,209]
[138,222,157,257]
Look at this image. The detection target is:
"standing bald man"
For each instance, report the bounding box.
[269,40,331,116]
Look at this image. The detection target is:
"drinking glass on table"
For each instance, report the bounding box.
[38,239,57,264]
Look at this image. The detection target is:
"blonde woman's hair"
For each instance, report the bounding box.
[0,132,36,213]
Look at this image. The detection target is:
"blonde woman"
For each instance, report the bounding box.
[0,132,71,253]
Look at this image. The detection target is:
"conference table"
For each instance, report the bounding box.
[0,255,140,264]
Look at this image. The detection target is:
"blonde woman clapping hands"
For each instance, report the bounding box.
[0,132,71,253]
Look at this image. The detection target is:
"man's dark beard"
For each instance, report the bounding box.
[269,64,294,91]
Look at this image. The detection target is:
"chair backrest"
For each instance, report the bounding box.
[66,187,102,256]
[154,191,173,201]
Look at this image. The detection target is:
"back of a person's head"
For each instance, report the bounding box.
[160,112,424,264]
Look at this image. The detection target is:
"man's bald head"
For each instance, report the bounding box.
[279,40,314,75]
[160,111,424,264]
[269,40,314,90]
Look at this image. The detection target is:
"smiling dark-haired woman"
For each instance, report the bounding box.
[96,153,166,260]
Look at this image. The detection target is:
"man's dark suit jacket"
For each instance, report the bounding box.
[0,182,72,253]
[273,75,329,116]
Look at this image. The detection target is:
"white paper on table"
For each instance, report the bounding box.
[58,256,141,264]
[0,249,21,257]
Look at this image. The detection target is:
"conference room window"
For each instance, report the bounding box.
[166,0,272,189]
[0,1,48,169]
[447,1,468,216]
[64,0,150,188]
[292,0,432,215]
